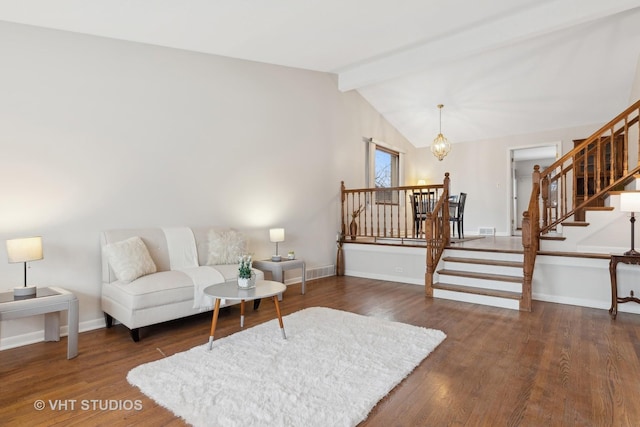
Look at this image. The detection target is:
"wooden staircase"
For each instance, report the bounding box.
[521,99,640,308]
[433,248,524,310]
[430,99,639,312]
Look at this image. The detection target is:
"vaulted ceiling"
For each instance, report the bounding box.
[1,0,639,147]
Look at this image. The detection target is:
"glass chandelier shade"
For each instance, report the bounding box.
[431,104,451,161]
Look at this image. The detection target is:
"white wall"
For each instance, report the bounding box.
[0,21,417,346]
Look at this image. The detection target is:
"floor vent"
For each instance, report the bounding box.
[479,227,496,236]
[306,265,335,280]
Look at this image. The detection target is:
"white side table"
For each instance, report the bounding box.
[0,287,79,359]
[252,258,307,294]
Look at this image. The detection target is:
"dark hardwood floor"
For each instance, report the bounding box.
[2,275,640,426]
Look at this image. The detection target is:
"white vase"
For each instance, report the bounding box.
[237,272,256,289]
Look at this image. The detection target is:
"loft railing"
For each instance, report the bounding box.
[340,174,451,296]
[340,178,446,242]
[522,99,640,311]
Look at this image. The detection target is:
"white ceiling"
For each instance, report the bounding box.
[1,0,639,147]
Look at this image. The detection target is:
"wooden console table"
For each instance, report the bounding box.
[609,254,640,319]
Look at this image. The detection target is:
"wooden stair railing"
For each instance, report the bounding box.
[425,173,450,297]
[522,99,640,311]
[537,99,640,235]
[339,174,451,298]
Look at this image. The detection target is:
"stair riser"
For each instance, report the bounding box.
[433,289,520,310]
[442,262,523,277]
[443,249,523,262]
[436,275,522,293]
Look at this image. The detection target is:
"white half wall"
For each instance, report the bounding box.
[344,244,640,316]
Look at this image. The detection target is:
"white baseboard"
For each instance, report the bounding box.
[0,318,105,351]
[344,270,424,286]
[1,267,336,352]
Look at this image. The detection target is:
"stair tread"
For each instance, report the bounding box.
[442,257,523,268]
[433,282,522,300]
[561,221,589,227]
[437,269,523,283]
[583,206,615,211]
[540,235,566,241]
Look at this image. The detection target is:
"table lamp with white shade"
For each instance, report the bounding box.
[620,192,640,256]
[269,228,285,261]
[6,236,43,296]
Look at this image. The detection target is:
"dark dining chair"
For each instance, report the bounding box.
[449,192,467,239]
[411,191,433,237]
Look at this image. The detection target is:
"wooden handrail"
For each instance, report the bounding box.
[537,99,640,234]
[522,99,640,312]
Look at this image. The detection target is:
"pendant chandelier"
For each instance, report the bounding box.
[431,104,451,161]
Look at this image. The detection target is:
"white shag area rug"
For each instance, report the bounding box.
[127,306,446,427]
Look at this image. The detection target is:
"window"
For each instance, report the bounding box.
[375,146,399,204]
[375,146,399,188]
[366,138,404,204]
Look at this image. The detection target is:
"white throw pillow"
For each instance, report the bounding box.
[105,236,157,282]
[207,229,247,265]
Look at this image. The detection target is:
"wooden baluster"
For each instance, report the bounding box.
[623,117,629,175]
[637,107,640,167]
[596,136,602,194]
[375,190,380,238]
[540,171,549,229]
[340,181,346,237]
[609,128,615,185]
[443,173,450,244]
[404,190,409,239]
[561,165,567,218]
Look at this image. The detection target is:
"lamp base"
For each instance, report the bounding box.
[271,255,282,262]
[14,285,37,297]
[624,249,640,256]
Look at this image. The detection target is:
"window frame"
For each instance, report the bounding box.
[366,138,405,206]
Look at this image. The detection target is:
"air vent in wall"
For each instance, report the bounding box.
[478,227,495,236]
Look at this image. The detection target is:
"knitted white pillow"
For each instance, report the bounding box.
[105,236,157,282]
[207,229,247,265]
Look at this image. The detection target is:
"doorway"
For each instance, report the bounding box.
[510,144,559,236]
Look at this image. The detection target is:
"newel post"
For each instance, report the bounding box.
[425,172,450,298]
[521,211,533,312]
[425,211,434,297]
[443,172,451,246]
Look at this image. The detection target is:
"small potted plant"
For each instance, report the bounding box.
[237,255,255,289]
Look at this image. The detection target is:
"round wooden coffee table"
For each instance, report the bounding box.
[203,280,287,350]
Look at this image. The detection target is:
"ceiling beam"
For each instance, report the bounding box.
[337,0,640,92]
